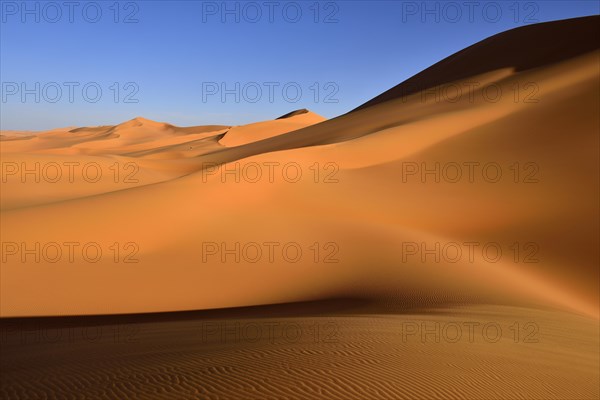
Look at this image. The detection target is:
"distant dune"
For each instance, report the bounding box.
[1,16,598,399]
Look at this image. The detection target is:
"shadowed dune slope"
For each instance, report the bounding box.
[352,15,600,112]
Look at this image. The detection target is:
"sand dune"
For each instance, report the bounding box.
[1,16,599,399]
[1,20,597,318]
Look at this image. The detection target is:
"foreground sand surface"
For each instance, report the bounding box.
[1,302,598,399]
[1,17,599,399]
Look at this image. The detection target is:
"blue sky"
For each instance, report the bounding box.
[1,0,598,130]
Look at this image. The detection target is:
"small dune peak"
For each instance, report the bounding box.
[130,116,162,125]
[117,117,172,130]
[276,109,310,120]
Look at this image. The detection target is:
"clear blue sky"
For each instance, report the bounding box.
[1,0,598,130]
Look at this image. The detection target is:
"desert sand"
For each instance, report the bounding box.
[1,16,598,399]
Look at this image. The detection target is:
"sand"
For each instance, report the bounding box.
[1,302,598,399]
[1,16,598,400]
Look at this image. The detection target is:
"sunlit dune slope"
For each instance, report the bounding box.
[219,110,326,147]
